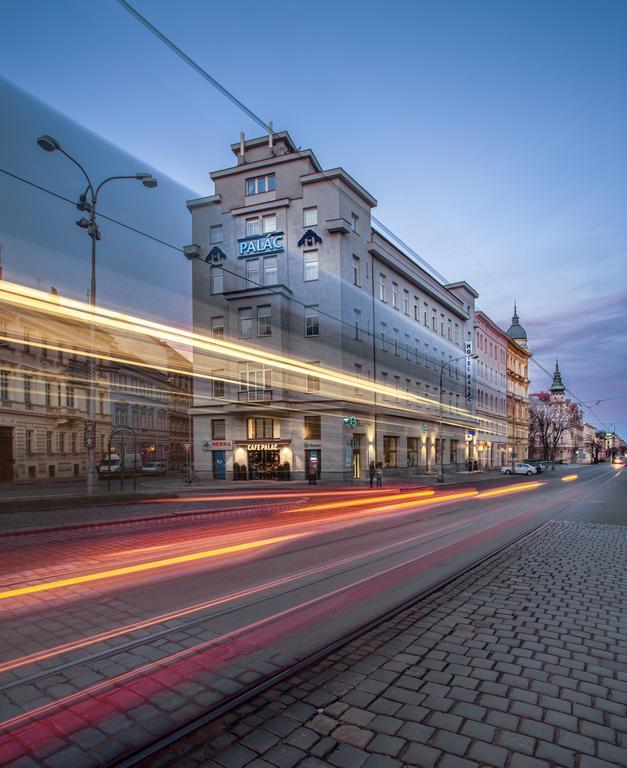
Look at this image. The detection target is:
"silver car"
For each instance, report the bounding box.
[500,463,538,476]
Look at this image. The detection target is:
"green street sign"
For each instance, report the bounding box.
[343,416,358,428]
[421,424,429,433]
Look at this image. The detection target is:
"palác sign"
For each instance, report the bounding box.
[465,341,473,401]
[247,442,279,451]
[238,231,284,258]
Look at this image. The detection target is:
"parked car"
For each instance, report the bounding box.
[500,463,538,476]
[142,461,168,475]
[524,460,546,473]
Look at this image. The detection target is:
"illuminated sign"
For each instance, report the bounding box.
[343,416,358,428]
[247,442,279,451]
[421,424,429,433]
[465,430,476,442]
[238,231,284,258]
[203,440,233,451]
[465,341,473,401]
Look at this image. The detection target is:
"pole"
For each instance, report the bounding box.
[86,200,98,494]
[437,362,444,482]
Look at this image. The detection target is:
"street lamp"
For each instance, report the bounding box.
[437,352,478,483]
[36,134,158,493]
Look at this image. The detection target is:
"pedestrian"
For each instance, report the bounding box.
[368,461,375,488]
[308,464,317,485]
[375,460,383,487]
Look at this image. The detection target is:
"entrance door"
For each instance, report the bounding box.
[352,435,361,479]
[0,427,13,482]
[305,449,321,480]
[212,450,226,480]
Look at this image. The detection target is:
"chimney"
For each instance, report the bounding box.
[239,132,246,164]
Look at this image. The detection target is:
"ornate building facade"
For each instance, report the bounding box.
[505,305,532,463]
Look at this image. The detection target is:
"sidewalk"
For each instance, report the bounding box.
[144,519,627,768]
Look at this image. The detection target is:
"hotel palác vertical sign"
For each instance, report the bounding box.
[238,231,284,258]
[465,341,473,402]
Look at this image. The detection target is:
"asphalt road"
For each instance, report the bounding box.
[0,463,622,767]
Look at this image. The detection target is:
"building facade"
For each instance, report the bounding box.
[505,305,532,463]
[187,132,479,481]
[474,311,508,468]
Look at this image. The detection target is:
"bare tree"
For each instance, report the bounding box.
[529,394,579,461]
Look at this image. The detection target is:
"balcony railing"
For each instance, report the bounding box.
[238,389,273,402]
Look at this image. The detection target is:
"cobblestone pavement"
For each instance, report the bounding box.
[144,520,626,768]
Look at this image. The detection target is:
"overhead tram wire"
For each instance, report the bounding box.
[114,0,449,287]
[0,168,464,380]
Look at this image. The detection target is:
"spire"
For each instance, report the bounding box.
[506,301,527,346]
[550,359,566,394]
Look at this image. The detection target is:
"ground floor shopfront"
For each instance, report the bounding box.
[192,407,479,482]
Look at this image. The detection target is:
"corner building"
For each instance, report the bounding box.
[187,133,478,481]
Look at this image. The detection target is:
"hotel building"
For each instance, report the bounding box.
[186,132,479,481]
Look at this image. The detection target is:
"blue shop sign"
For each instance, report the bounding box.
[238,231,284,258]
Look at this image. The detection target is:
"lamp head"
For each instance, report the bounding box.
[136,172,158,188]
[75,217,90,230]
[37,134,61,152]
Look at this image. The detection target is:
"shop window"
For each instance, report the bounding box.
[247,417,275,439]
[407,437,418,467]
[383,436,398,468]
[304,415,321,440]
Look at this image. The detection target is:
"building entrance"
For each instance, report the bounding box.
[0,427,13,482]
[352,434,362,479]
[248,449,280,479]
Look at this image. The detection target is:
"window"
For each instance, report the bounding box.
[66,385,75,408]
[304,415,321,440]
[211,372,225,398]
[247,417,275,439]
[210,224,223,244]
[263,256,278,284]
[46,431,53,454]
[26,430,33,455]
[351,213,358,233]
[304,250,318,281]
[212,419,226,440]
[403,290,409,314]
[304,207,318,226]
[407,437,418,467]
[392,282,399,309]
[393,328,399,355]
[58,432,65,453]
[423,302,428,325]
[210,266,223,294]
[378,273,386,301]
[211,316,224,338]
[238,307,252,338]
[246,258,261,286]
[257,305,272,337]
[354,363,362,392]
[71,432,77,453]
[432,313,437,331]
[305,306,319,337]
[405,333,411,360]
[245,217,261,236]
[383,436,398,468]
[246,173,275,196]
[24,375,32,406]
[306,374,320,393]
[0,371,8,402]
[44,382,51,407]
[353,308,362,340]
[448,319,452,340]
[262,214,276,233]
[380,322,387,351]
[240,364,272,397]
[414,298,420,321]
[352,255,360,285]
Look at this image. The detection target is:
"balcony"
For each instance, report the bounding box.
[238,389,273,402]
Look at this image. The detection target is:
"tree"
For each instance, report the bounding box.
[529,394,578,461]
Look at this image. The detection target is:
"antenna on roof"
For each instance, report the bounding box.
[268,120,273,149]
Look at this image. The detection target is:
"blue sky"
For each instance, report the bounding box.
[0,0,625,431]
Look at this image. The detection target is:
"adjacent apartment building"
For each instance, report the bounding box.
[505,305,532,463]
[186,132,480,481]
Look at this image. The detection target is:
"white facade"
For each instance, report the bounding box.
[474,311,508,468]
[187,133,479,481]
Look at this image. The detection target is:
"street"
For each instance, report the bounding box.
[0,463,622,766]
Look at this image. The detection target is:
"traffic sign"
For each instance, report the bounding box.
[183,442,193,455]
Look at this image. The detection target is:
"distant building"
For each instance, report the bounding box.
[474,311,509,468]
[505,305,532,463]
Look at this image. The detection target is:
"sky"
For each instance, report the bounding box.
[0,0,625,432]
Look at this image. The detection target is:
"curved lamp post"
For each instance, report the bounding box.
[437,352,478,483]
[36,134,157,493]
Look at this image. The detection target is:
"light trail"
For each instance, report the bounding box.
[141,488,403,505]
[476,482,544,498]
[0,535,299,601]
[294,489,436,513]
[561,474,578,482]
[0,279,477,425]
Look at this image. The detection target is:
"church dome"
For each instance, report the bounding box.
[507,302,527,345]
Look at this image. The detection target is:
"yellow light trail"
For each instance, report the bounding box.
[561,474,578,482]
[0,534,298,600]
[296,489,436,513]
[476,482,544,498]
[0,279,478,424]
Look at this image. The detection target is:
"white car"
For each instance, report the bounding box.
[500,463,538,476]
[142,461,168,475]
